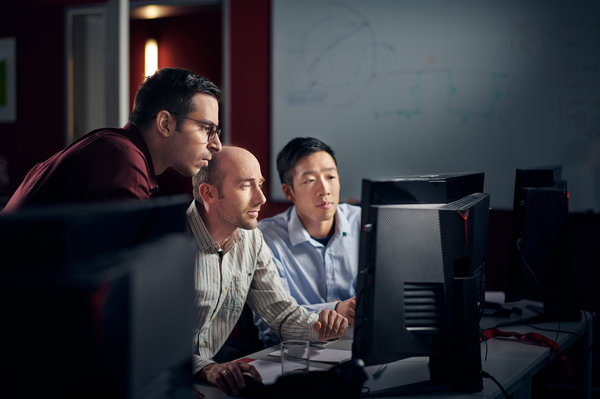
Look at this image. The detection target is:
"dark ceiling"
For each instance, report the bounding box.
[10,0,104,6]
[8,1,215,18]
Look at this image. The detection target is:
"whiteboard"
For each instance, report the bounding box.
[271,0,600,213]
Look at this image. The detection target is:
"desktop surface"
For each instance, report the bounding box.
[194,301,592,399]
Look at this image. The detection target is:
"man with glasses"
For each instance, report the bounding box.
[2,67,222,213]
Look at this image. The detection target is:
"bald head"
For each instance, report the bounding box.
[220,146,256,163]
[193,146,267,236]
[193,146,262,203]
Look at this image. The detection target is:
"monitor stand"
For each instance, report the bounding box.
[372,276,484,397]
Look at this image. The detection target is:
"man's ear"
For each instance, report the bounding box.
[155,110,175,138]
[200,183,217,204]
[282,183,295,202]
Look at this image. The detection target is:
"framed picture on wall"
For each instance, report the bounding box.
[0,37,16,123]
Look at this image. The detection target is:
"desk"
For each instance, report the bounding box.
[195,302,593,398]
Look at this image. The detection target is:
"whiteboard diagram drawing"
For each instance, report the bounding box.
[284,1,377,109]
[384,69,511,124]
[272,0,600,212]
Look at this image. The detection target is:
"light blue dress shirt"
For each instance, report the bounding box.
[255,203,361,346]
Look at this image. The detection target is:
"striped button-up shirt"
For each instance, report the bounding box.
[187,202,319,374]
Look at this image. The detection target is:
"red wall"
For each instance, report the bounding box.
[228,0,290,218]
[129,6,223,106]
[0,4,70,195]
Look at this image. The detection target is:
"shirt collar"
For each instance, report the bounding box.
[288,207,312,246]
[287,205,348,246]
[186,201,242,253]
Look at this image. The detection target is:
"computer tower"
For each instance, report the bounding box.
[354,193,489,371]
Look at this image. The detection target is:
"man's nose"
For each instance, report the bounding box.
[317,177,331,196]
[208,133,223,152]
[255,187,267,205]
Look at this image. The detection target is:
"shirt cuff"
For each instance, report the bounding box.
[305,301,337,314]
[307,322,321,342]
[192,355,216,376]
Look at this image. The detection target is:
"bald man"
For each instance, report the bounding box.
[187,146,348,395]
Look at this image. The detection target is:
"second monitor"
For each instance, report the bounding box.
[353,172,489,395]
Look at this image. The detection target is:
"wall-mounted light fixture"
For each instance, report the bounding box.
[145,38,158,77]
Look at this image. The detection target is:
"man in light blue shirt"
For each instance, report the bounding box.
[255,137,360,347]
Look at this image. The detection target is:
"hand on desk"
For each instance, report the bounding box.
[334,296,356,324]
[198,361,262,396]
[313,308,348,341]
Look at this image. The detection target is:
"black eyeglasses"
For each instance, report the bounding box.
[168,111,221,143]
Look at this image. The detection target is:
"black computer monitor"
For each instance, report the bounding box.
[502,166,581,325]
[360,171,484,206]
[359,172,487,318]
[1,234,196,399]
[0,194,191,271]
[0,195,196,398]
[353,174,489,395]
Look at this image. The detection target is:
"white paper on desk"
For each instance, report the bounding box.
[240,359,328,385]
[269,347,351,363]
[243,359,283,385]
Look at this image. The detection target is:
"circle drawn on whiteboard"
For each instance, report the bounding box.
[293,2,377,109]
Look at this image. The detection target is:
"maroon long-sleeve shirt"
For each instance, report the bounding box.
[2,123,158,213]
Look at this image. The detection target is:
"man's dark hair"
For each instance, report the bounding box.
[129,67,221,130]
[277,137,337,188]
[192,149,227,203]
